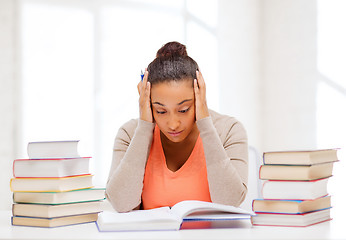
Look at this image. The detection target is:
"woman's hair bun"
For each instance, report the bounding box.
[156,41,188,58]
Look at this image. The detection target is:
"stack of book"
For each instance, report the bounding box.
[10,140,106,228]
[251,149,338,227]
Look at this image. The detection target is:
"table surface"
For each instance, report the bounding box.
[1,210,345,240]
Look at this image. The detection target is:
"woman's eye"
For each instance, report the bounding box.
[179,108,190,113]
[156,111,166,114]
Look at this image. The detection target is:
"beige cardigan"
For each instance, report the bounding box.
[106,110,248,212]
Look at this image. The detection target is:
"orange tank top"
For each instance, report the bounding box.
[142,125,211,210]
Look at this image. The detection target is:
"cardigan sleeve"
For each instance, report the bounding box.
[196,116,248,207]
[106,119,155,212]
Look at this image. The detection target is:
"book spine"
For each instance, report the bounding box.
[258,165,263,179]
[9,178,14,192]
[251,218,332,227]
[13,173,91,179]
[12,160,16,178]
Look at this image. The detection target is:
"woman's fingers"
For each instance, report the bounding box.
[196,70,206,96]
[138,70,149,94]
[194,70,209,120]
[194,79,199,95]
[138,70,153,123]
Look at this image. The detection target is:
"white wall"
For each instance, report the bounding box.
[262,0,318,152]
[0,0,342,210]
[218,0,320,153]
[0,0,19,210]
[218,0,262,150]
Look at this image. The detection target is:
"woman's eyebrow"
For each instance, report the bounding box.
[152,102,165,106]
[152,99,192,107]
[178,99,193,105]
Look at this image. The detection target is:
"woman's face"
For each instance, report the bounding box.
[151,80,196,143]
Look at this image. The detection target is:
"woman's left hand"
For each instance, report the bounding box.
[194,70,209,120]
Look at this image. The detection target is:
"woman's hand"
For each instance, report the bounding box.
[194,70,209,120]
[137,70,153,123]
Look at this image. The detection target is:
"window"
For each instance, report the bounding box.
[317,0,346,223]
[19,0,218,186]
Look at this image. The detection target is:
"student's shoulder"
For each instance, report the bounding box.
[209,109,241,127]
[117,118,155,139]
[209,109,247,137]
[116,119,139,140]
[120,118,139,130]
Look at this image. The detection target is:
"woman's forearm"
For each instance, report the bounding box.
[197,116,248,207]
[106,119,155,212]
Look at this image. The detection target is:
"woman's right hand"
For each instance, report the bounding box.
[137,70,153,123]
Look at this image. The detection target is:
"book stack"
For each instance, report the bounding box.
[10,140,106,228]
[251,149,338,227]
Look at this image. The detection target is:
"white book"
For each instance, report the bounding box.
[263,149,338,165]
[10,175,93,192]
[96,200,254,232]
[13,188,105,204]
[12,201,102,218]
[12,213,98,228]
[13,157,90,178]
[27,140,80,159]
[262,178,329,200]
[251,209,331,227]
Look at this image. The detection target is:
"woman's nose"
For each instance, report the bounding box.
[168,114,180,131]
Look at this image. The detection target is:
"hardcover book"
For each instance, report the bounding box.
[13,157,91,178]
[259,162,334,180]
[252,195,331,214]
[10,175,93,192]
[12,213,98,228]
[27,140,80,159]
[261,178,329,200]
[96,200,254,232]
[251,208,331,227]
[263,149,338,165]
[13,201,102,218]
[13,188,105,204]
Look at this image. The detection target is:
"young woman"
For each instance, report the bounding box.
[106,42,248,212]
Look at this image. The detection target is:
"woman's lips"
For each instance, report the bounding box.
[168,130,183,137]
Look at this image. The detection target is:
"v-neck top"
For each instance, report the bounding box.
[141,125,211,210]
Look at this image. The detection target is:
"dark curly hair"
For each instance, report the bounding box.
[147,41,199,85]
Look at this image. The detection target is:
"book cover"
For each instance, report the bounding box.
[10,175,93,192]
[12,213,98,228]
[261,178,329,200]
[96,200,254,232]
[252,195,331,214]
[12,201,102,218]
[13,188,105,204]
[263,149,339,165]
[259,162,334,180]
[27,140,80,159]
[13,157,91,178]
[251,208,331,227]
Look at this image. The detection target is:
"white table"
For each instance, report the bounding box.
[1,210,345,240]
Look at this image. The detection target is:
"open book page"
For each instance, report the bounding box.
[171,200,254,220]
[96,207,182,231]
[100,207,179,223]
[96,201,254,231]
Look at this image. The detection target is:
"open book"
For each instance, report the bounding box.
[96,200,254,231]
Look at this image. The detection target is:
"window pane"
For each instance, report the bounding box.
[96,4,185,184]
[21,2,94,157]
[317,0,346,229]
